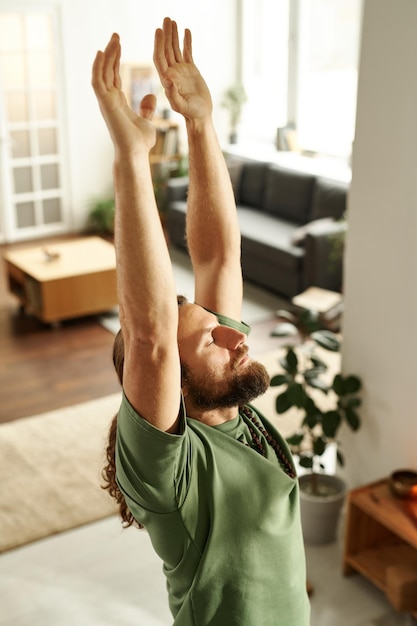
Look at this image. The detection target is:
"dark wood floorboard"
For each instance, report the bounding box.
[0,236,120,423]
[0,306,121,423]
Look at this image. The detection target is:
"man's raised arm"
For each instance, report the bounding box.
[92,33,181,433]
[153,19,243,320]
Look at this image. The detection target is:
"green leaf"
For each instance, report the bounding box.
[345,407,361,431]
[304,367,326,380]
[304,374,329,393]
[313,436,326,457]
[275,391,293,414]
[299,455,314,469]
[337,449,345,467]
[322,410,342,438]
[332,373,345,395]
[270,322,298,337]
[303,412,319,429]
[305,397,319,415]
[270,374,291,387]
[286,433,304,446]
[280,348,298,375]
[344,375,362,393]
[299,309,320,334]
[287,382,306,407]
[310,356,328,372]
[344,397,362,409]
[275,309,297,323]
[286,348,298,373]
[311,330,341,352]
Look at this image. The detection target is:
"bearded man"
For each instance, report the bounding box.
[93,17,310,626]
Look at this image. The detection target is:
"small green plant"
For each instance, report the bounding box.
[87,197,115,235]
[270,309,362,491]
[152,155,189,215]
[221,84,247,143]
[327,213,347,271]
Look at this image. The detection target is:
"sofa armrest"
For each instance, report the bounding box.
[166,176,189,204]
[303,219,347,292]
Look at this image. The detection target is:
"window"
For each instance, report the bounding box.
[240,0,290,144]
[239,0,362,160]
[296,0,362,158]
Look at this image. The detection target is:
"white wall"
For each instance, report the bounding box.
[38,0,237,230]
[341,0,417,487]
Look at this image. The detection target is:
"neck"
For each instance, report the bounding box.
[186,404,239,427]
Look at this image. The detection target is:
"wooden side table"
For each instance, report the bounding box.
[3,236,118,324]
[292,286,343,331]
[343,478,417,616]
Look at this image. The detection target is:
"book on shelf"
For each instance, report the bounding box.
[163,127,179,156]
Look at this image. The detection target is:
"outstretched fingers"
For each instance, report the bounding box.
[153,28,168,75]
[92,33,121,96]
[171,20,183,63]
[103,33,121,90]
[162,18,175,66]
[183,28,193,64]
[113,36,122,90]
[154,17,185,75]
[91,51,105,95]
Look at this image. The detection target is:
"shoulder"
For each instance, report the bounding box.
[117,391,187,444]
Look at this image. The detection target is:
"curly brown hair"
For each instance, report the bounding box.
[101,296,188,529]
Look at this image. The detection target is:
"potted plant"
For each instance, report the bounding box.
[87,197,115,236]
[221,84,247,144]
[270,308,362,544]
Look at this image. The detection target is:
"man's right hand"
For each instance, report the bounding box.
[153,18,213,123]
[92,33,157,156]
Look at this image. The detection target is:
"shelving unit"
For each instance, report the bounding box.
[343,478,417,616]
[150,119,181,168]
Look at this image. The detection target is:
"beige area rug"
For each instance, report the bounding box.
[0,393,122,553]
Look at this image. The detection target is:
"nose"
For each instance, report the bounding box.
[212,325,246,351]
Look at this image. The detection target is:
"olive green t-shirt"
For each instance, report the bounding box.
[116,402,310,625]
[116,311,309,625]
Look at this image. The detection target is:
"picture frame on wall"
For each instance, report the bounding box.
[120,64,158,112]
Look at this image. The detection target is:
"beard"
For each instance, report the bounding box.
[182,352,270,411]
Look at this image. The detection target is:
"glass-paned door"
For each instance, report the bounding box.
[0,8,70,243]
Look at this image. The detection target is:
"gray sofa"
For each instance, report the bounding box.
[166,158,348,299]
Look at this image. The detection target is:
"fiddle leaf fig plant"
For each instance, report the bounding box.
[270,309,362,482]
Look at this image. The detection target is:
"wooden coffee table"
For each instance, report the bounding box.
[3,237,118,324]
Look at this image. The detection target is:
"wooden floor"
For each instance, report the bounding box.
[0,236,121,424]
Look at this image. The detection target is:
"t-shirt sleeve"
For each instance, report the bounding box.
[115,392,192,513]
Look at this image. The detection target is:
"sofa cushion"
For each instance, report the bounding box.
[238,207,304,298]
[263,166,315,225]
[237,206,303,256]
[311,177,347,221]
[239,162,269,208]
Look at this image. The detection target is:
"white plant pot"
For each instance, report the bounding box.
[299,474,346,545]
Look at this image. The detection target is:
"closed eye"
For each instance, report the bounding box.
[202,324,218,347]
